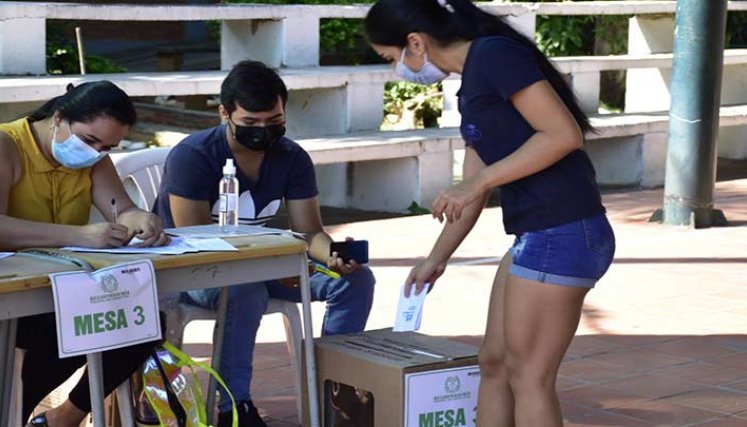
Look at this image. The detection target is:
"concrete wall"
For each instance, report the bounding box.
[626,15,747,161]
[0,102,45,123]
[3,1,747,209]
[0,19,46,75]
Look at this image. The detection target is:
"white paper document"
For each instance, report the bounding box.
[165,224,289,239]
[0,252,14,260]
[62,237,237,255]
[393,283,431,332]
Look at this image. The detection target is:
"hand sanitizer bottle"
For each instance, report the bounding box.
[219,158,239,232]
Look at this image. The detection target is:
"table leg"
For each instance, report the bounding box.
[298,256,320,427]
[87,352,106,427]
[0,318,18,427]
[206,286,229,425]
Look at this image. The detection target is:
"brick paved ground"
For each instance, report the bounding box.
[179,178,747,426]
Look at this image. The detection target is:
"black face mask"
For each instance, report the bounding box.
[231,121,286,151]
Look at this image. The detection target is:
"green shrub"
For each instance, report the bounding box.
[47,44,127,75]
[727,11,747,48]
[535,14,596,57]
[46,22,127,75]
[383,81,443,129]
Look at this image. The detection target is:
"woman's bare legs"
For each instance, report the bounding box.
[476,252,515,427]
[503,275,588,426]
[476,251,588,426]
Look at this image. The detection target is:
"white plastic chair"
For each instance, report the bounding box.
[113,147,172,213]
[112,147,305,423]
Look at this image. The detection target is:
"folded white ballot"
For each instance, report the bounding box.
[393,283,431,332]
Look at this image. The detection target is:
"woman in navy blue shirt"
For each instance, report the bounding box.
[365,1,615,425]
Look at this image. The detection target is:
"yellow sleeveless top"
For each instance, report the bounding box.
[0,118,92,225]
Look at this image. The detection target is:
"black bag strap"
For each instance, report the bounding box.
[151,347,189,427]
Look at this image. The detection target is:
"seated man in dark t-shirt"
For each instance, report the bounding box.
[153,60,375,427]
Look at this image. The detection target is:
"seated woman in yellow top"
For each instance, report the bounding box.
[0,81,169,427]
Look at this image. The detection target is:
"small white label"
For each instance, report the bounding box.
[219,193,237,213]
[50,260,161,358]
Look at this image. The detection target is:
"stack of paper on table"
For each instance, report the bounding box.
[165,224,296,239]
[62,236,236,255]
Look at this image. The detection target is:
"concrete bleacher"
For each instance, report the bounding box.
[1,1,747,212]
[0,66,396,103]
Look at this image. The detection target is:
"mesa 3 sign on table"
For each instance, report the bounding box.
[50,259,161,358]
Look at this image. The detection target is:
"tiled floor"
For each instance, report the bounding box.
[181,178,747,426]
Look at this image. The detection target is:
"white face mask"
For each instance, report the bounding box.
[395,47,448,85]
[51,122,109,169]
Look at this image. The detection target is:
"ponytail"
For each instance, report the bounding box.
[365,0,593,133]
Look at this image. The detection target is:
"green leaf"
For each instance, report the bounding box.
[407,201,431,215]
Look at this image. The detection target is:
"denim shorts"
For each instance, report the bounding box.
[508,214,615,288]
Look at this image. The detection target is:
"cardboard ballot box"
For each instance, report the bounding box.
[306,328,480,427]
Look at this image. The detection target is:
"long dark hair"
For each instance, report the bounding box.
[364,0,593,133]
[27,81,137,126]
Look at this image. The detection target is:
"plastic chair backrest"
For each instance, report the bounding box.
[112,147,172,211]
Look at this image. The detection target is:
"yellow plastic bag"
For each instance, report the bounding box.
[142,342,237,427]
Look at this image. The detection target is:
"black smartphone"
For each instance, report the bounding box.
[330,240,369,264]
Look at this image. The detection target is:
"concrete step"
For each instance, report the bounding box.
[554,49,747,74]
[0,65,396,103]
[587,105,747,140]
[117,103,747,212]
[6,1,747,23]
[144,105,747,157]
[6,49,747,103]
[299,127,462,165]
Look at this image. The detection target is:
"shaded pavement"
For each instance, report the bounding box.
[180,178,747,426]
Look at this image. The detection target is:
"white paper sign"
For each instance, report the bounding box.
[393,283,430,332]
[50,260,161,358]
[405,366,480,427]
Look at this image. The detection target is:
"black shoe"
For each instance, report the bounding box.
[26,413,48,427]
[218,400,267,427]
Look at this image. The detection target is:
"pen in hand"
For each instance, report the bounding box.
[109,197,140,246]
[111,198,118,224]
